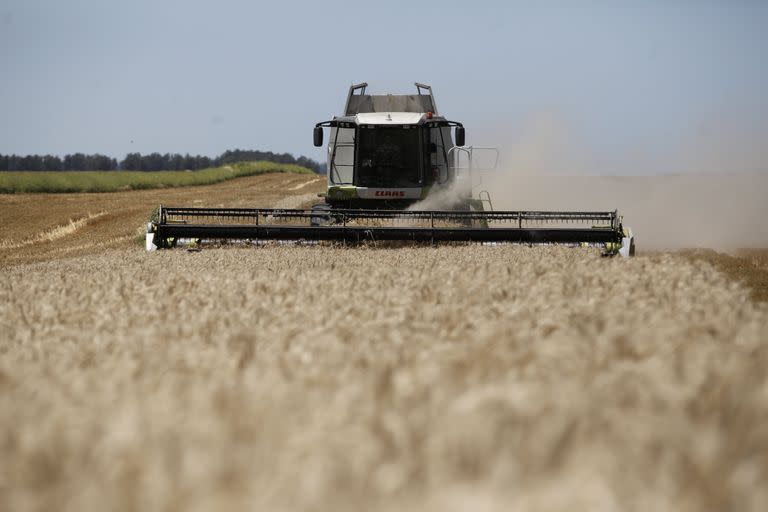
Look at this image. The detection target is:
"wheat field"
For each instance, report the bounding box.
[2,244,767,512]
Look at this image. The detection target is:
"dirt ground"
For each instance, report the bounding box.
[0,172,326,266]
[1,174,767,511]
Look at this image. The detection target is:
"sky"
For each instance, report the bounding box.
[1,0,767,175]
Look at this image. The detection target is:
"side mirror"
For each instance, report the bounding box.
[455,126,465,147]
[313,126,323,147]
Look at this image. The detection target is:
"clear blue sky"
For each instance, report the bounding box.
[1,1,766,174]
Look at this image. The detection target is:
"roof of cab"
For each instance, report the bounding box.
[356,112,424,125]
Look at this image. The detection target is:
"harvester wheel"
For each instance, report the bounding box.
[310,203,333,227]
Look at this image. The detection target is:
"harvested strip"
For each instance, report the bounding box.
[0,211,107,249]
[0,173,327,266]
[287,177,324,191]
[681,248,768,302]
[271,192,322,210]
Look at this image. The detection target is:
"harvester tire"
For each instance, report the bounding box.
[310,203,332,227]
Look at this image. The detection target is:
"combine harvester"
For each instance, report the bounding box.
[147,83,635,256]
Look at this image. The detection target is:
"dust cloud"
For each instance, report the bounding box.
[407,183,465,211]
[467,112,768,250]
[480,172,768,250]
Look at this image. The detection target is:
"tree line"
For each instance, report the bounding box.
[0,149,325,174]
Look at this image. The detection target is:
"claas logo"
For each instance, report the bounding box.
[374,191,406,197]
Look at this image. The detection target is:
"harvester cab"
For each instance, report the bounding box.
[146,82,635,256]
[312,82,491,211]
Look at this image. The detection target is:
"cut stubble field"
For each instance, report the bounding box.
[1,173,768,511]
[0,172,326,266]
